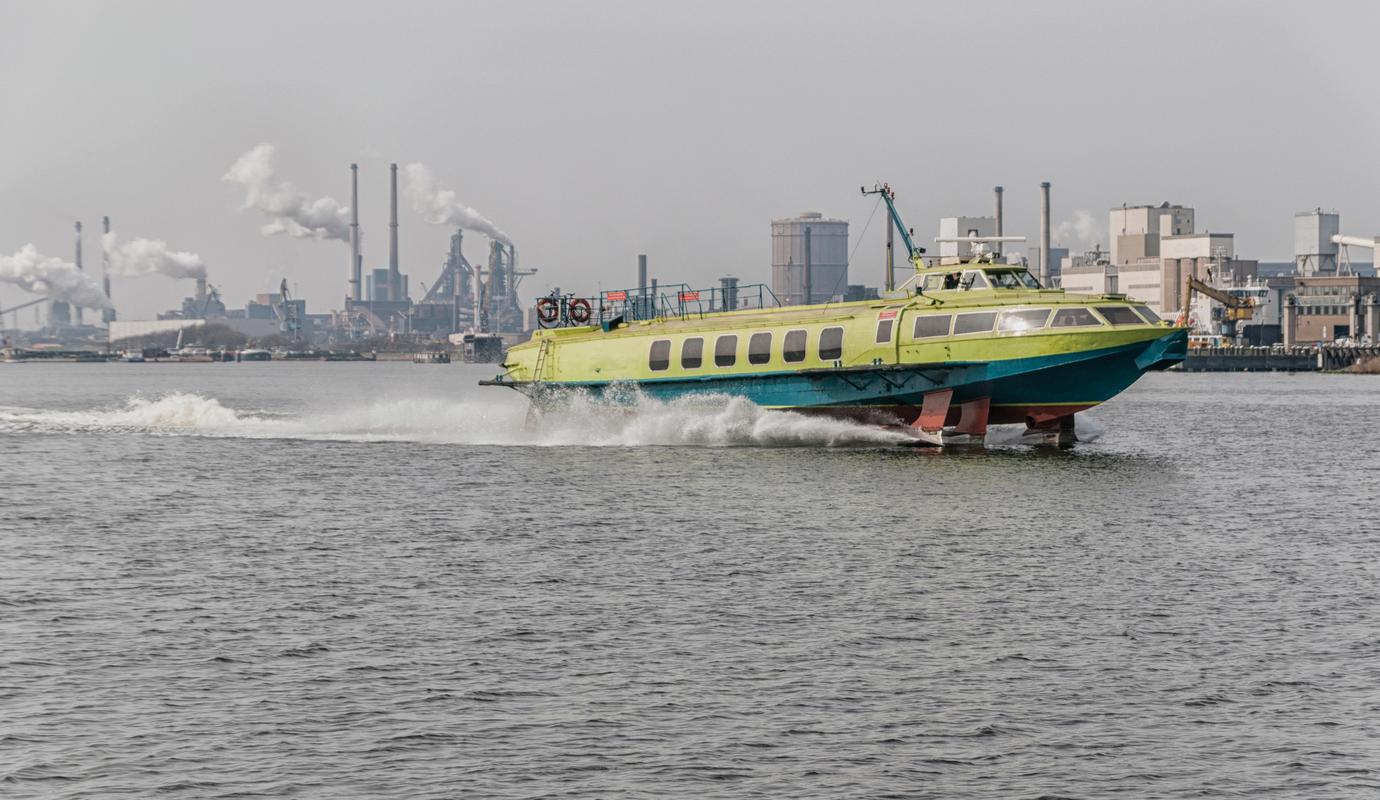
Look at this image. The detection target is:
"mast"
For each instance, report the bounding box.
[861,183,923,290]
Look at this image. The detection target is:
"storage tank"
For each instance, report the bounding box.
[771,212,848,305]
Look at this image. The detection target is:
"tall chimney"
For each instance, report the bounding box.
[388,162,400,300]
[1039,181,1051,285]
[993,186,1004,257]
[73,221,83,326]
[803,226,813,304]
[102,216,114,323]
[637,254,647,291]
[350,163,361,302]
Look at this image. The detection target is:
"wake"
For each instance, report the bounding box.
[0,391,915,448]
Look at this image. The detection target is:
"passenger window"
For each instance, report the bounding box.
[783,329,807,362]
[913,315,951,338]
[953,312,998,335]
[649,339,671,371]
[998,308,1052,333]
[748,332,771,365]
[1096,306,1143,326]
[819,327,843,361]
[1133,305,1162,323]
[875,319,894,343]
[681,337,703,369]
[1050,307,1102,328]
[714,335,738,367]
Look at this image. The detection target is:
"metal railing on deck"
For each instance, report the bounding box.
[536,284,784,329]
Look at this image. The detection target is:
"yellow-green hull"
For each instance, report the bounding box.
[485,286,1186,428]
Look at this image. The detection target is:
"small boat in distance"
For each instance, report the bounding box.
[482,183,1187,446]
[237,349,271,362]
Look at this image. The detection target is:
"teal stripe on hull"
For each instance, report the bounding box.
[523,330,1186,411]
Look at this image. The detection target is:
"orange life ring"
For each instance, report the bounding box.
[568,298,592,324]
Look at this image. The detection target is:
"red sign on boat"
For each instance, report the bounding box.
[606,290,627,301]
[878,310,898,320]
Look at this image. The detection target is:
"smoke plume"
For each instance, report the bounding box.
[223,143,350,241]
[1054,210,1105,251]
[104,233,206,279]
[403,163,511,245]
[0,244,113,310]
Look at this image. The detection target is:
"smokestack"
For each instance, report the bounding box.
[196,276,207,301]
[74,221,83,326]
[350,164,361,302]
[1039,181,1051,285]
[994,186,1004,257]
[637,254,647,291]
[803,226,813,304]
[389,162,399,299]
[102,216,114,323]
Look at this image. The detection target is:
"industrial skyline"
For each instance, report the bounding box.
[4,0,1379,320]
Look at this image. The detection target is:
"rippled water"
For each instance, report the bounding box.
[3,363,1379,798]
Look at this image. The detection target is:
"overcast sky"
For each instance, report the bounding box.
[4,0,1379,319]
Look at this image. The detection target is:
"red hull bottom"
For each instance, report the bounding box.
[789,403,1096,427]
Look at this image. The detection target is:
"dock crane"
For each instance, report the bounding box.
[277,278,301,339]
[1177,275,1256,333]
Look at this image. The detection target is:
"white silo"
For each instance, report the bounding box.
[771,212,849,305]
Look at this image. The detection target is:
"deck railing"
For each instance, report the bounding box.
[537,284,784,329]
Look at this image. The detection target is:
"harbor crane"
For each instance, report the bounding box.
[277,278,302,339]
[1177,275,1255,333]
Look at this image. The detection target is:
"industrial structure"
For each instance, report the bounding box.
[334,161,532,341]
[770,212,849,305]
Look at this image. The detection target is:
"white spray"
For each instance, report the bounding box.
[104,232,206,279]
[223,143,351,241]
[0,244,113,310]
[403,163,511,245]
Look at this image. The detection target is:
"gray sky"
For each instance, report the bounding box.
[4,0,1378,319]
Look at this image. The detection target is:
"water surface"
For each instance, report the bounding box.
[2,364,1378,798]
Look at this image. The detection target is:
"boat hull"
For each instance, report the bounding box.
[507,329,1186,425]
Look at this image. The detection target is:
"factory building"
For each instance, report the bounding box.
[1295,210,1340,276]
[771,212,848,305]
[1027,247,1069,284]
[1061,203,1257,318]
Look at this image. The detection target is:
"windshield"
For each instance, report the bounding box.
[960,270,989,290]
[985,269,1041,289]
[986,270,1023,289]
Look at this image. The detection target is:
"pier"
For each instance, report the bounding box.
[1182,345,1380,372]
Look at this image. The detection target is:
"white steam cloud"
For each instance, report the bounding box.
[223,143,350,241]
[404,163,511,245]
[104,233,206,280]
[0,244,113,310]
[1054,210,1105,251]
